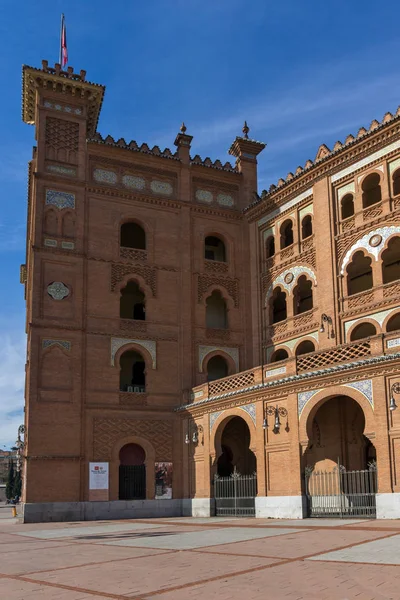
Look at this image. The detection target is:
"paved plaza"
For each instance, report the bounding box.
[1,508,400,599]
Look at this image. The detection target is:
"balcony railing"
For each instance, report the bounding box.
[341,279,400,314]
[120,247,147,261]
[204,259,228,274]
[266,308,318,341]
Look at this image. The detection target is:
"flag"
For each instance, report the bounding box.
[60,14,68,68]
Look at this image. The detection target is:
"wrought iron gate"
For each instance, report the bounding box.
[305,462,377,518]
[119,465,146,500]
[214,469,257,517]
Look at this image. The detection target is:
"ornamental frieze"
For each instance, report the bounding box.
[111,263,156,295]
[197,274,239,307]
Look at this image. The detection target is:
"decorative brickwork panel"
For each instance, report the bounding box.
[280,246,294,260]
[342,216,355,232]
[119,392,148,406]
[198,274,239,307]
[301,236,314,253]
[93,418,172,461]
[297,341,371,373]
[119,319,147,333]
[293,311,314,328]
[394,197,400,209]
[111,263,156,295]
[348,291,375,309]
[204,260,228,274]
[205,328,231,341]
[383,281,400,299]
[120,247,147,262]
[363,205,383,221]
[45,117,79,163]
[267,321,287,338]
[208,371,255,396]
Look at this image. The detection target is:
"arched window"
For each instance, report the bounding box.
[362,173,382,209]
[266,236,275,259]
[205,236,226,262]
[293,275,313,315]
[382,236,400,284]
[120,350,146,392]
[206,290,227,329]
[341,194,355,219]
[386,312,400,332]
[350,322,377,341]
[301,215,313,239]
[280,220,293,249]
[121,222,146,249]
[120,281,145,320]
[270,349,289,363]
[207,355,229,381]
[296,340,315,356]
[393,169,400,196]
[346,251,373,296]
[271,287,287,323]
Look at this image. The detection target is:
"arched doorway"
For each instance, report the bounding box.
[303,396,377,518]
[214,416,257,516]
[119,443,146,500]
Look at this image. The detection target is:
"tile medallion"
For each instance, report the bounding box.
[111,337,156,368]
[217,193,234,207]
[344,379,373,407]
[46,164,77,177]
[61,241,75,250]
[122,175,146,190]
[47,281,70,300]
[196,189,213,203]
[298,389,322,416]
[210,411,224,431]
[44,239,57,247]
[387,337,400,349]
[44,101,82,115]
[93,168,118,184]
[150,180,173,195]
[341,226,400,274]
[240,403,256,425]
[45,190,75,210]
[267,266,317,298]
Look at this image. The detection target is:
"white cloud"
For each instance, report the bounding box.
[0,326,25,450]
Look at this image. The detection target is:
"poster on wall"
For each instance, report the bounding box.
[89,462,109,501]
[155,462,173,499]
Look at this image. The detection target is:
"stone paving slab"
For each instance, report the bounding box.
[309,532,400,565]
[101,526,303,550]
[12,521,165,539]
[27,551,277,597]
[199,527,392,558]
[147,559,400,600]
[0,579,113,600]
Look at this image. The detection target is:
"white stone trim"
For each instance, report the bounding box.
[255,495,306,519]
[111,337,156,368]
[266,266,317,299]
[337,181,355,200]
[331,139,400,182]
[357,164,384,184]
[344,306,400,336]
[341,226,400,275]
[265,366,287,379]
[299,204,313,219]
[389,157,400,175]
[376,493,400,519]
[198,345,239,372]
[257,188,313,226]
[283,331,319,351]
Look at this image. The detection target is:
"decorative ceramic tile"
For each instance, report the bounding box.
[44,101,82,115]
[42,339,71,351]
[389,157,400,175]
[298,389,322,415]
[198,345,239,372]
[337,182,355,201]
[267,265,317,298]
[344,379,373,407]
[46,190,75,210]
[387,337,400,349]
[194,390,204,399]
[258,188,313,226]
[341,226,400,274]
[210,411,224,431]
[331,139,400,182]
[111,337,156,368]
[61,241,75,250]
[46,164,77,177]
[122,175,145,190]
[93,168,117,184]
[47,282,70,300]
[240,403,256,425]
[344,307,400,336]
[196,189,213,203]
[357,164,384,184]
[44,239,57,247]
[265,366,287,378]
[217,193,234,207]
[150,180,173,195]
[299,204,313,219]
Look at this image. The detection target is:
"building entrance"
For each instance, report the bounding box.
[118,443,146,500]
[304,396,377,518]
[214,416,257,516]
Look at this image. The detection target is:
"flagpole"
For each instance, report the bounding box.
[59,14,63,66]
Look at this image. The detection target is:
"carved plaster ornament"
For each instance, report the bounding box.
[47,282,70,300]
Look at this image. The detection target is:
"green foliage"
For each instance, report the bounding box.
[13,469,22,498]
[5,460,15,500]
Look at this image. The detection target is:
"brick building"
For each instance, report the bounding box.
[21,60,400,522]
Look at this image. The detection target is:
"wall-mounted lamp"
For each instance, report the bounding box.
[185,424,204,445]
[389,383,400,412]
[263,405,289,434]
[320,313,335,339]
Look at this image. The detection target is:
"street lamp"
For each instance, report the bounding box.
[389,383,400,412]
[320,313,335,339]
[263,405,289,434]
[185,423,204,445]
[15,425,25,473]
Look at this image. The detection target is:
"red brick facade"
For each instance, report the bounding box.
[21,61,400,519]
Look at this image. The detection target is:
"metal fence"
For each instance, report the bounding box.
[214,470,257,517]
[305,462,377,518]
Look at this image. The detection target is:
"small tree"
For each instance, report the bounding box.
[5,459,15,500]
[13,469,22,499]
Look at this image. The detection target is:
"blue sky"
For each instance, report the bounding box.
[1,0,400,447]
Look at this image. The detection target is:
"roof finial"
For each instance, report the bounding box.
[180,122,187,133]
[242,121,249,139]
